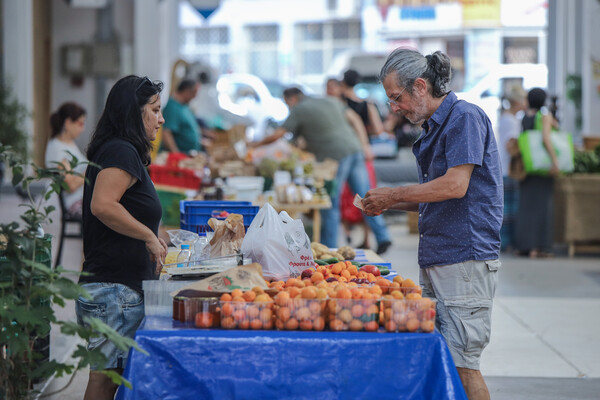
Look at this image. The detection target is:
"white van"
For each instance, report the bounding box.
[456,63,548,129]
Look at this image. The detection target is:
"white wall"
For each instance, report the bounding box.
[583,0,600,137]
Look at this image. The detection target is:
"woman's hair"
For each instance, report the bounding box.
[87,75,164,166]
[527,87,547,110]
[342,69,361,88]
[379,48,452,98]
[49,102,86,138]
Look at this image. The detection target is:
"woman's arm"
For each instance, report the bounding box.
[56,158,85,193]
[345,108,374,161]
[541,113,560,175]
[90,167,167,270]
[366,102,385,136]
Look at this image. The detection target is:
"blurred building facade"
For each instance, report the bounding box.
[1,0,599,167]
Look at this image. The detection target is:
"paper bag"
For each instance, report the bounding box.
[208,213,245,257]
[241,203,314,281]
[171,263,270,298]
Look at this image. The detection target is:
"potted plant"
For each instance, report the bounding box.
[554,144,600,256]
[0,144,146,399]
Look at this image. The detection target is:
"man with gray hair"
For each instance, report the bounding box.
[362,48,502,400]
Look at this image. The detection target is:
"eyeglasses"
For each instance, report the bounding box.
[387,87,407,107]
[136,76,152,92]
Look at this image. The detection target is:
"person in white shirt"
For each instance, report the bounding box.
[496,85,526,252]
[45,102,88,216]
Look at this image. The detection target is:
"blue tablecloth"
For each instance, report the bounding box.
[117,316,467,400]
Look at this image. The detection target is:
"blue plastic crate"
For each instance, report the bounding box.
[179,200,259,236]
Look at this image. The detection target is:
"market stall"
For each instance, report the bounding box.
[115,317,467,400]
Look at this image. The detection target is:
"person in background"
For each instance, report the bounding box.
[514,87,559,258]
[340,69,385,137]
[76,75,168,400]
[251,87,392,254]
[326,77,376,249]
[45,102,88,216]
[362,48,502,400]
[160,78,202,154]
[497,85,527,252]
[383,111,421,149]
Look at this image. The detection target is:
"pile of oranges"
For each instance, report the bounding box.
[181,268,437,333]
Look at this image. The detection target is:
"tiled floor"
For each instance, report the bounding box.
[2,188,599,399]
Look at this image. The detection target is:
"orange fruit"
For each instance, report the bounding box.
[301,286,317,299]
[243,290,257,302]
[250,319,262,330]
[246,305,260,320]
[316,288,328,299]
[349,319,363,331]
[287,286,301,299]
[391,290,404,300]
[221,302,234,317]
[392,275,403,284]
[347,265,358,276]
[275,319,285,330]
[220,293,232,302]
[277,306,291,322]
[401,278,417,288]
[195,312,214,328]
[351,304,364,318]
[385,320,398,332]
[221,316,235,329]
[252,286,265,295]
[233,309,246,322]
[309,300,322,315]
[231,288,243,298]
[311,271,325,284]
[285,317,299,330]
[238,319,250,330]
[341,269,351,280]
[406,292,422,300]
[339,309,353,324]
[299,319,313,330]
[312,316,325,331]
[364,320,379,332]
[329,319,345,331]
[336,287,352,299]
[296,307,311,321]
[259,308,273,322]
[254,293,271,303]
[275,291,291,307]
[231,296,245,303]
[366,304,380,316]
[421,320,435,332]
[331,263,343,275]
[406,318,420,332]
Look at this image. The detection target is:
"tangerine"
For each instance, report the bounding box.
[220,293,232,302]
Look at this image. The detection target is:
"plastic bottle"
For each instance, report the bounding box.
[177,244,191,268]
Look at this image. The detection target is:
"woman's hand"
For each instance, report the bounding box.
[146,236,168,275]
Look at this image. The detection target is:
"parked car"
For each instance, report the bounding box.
[456,63,548,130]
[216,73,289,141]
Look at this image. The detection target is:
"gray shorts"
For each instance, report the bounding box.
[420,259,500,370]
[76,282,145,370]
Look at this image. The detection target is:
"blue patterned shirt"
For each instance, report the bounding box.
[412,92,503,268]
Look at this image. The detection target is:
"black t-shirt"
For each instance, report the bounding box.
[80,139,162,294]
[345,97,371,129]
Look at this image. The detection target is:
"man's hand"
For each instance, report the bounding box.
[362,187,397,216]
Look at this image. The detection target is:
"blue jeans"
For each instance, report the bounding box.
[75,282,145,370]
[320,152,391,248]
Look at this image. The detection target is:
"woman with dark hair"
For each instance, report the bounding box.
[76,75,168,400]
[514,87,559,258]
[45,102,87,216]
[340,69,385,137]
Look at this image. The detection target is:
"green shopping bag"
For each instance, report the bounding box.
[517,130,574,175]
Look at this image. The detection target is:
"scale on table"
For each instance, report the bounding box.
[164,253,245,279]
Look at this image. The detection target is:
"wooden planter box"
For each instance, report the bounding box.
[554,174,600,256]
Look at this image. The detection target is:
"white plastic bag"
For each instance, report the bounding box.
[241,203,314,281]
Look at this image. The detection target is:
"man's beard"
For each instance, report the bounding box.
[403,97,429,125]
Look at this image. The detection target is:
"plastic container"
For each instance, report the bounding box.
[273,297,327,331]
[149,164,202,189]
[380,298,436,333]
[179,200,259,236]
[225,176,265,202]
[219,300,274,330]
[326,298,381,332]
[172,297,221,327]
[177,244,192,268]
[142,280,192,317]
